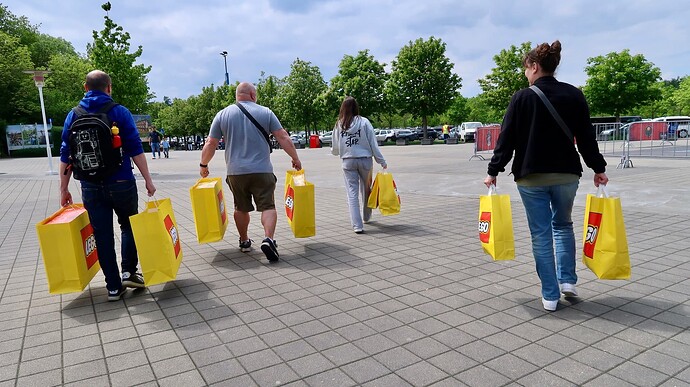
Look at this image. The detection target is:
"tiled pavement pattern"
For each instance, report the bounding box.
[1,144,689,387]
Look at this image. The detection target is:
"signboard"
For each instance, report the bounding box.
[6,124,52,151]
[132,115,153,140]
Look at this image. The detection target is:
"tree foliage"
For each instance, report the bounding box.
[256,71,283,115]
[583,50,661,120]
[386,37,461,134]
[0,31,37,122]
[87,2,152,113]
[328,50,387,119]
[670,76,690,115]
[44,53,91,125]
[280,58,327,134]
[477,42,530,113]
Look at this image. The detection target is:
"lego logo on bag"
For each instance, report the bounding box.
[478,211,491,243]
[583,211,602,259]
[285,186,295,221]
[164,215,181,258]
[80,224,99,269]
[218,190,227,224]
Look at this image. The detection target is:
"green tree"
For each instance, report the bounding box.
[583,49,661,121]
[280,58,327,135]
[44,53,92,125]
[441,95,469,125]
[87,2,152,113]
[466,95,503,124]
[386,37,462,138]
[256,72,284,117]
[30,33,76,69]
[477,42,531,113]
[328,50,387,118]
[670,76,690,115]
[0,30,38,122]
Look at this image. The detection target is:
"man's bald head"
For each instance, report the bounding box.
[236,82,257,102]
[85,70,112,93]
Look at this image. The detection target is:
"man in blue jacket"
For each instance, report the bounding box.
[59,70,156,301]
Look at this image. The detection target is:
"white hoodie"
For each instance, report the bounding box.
[331,116,387,167]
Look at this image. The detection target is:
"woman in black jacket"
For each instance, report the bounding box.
[484,40,609,311]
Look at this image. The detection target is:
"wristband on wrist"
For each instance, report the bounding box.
[199,163,208,168]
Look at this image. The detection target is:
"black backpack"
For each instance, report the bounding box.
[67,101,123,182]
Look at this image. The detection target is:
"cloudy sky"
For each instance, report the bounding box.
[5,0,689,102]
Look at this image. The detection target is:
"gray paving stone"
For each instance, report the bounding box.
[341,357,391,384]
[303,367,357,386]
[322,343,368,366]
[15,369,62,387]
[249,363,300,386]
[151,354,197,379]
[609,361,669,386]
[198,358,246,385]
[189,344,233,368]
[456,365,511,387]
[63,358,107,383]
[395,361,448,386]
[287,352,336,378]
[158,369,206,387]
[105,350,148,373]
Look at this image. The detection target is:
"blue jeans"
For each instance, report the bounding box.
[517,181,579,301]
[342,158,373,230]
[151,142,160,158]
[81,180,139,291]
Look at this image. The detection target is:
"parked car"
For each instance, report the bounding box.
[652,116,690,138]
[319,131,333,146]
[375,129,396,143]
[459,122,483,142]
[415,127,439,140]
[290,134,306,148]
[395,129,418,141]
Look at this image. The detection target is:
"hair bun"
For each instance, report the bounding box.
[550,40,562,54]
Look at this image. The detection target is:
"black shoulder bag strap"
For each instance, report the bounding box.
[529,85,574,143]
[235,102,273,153]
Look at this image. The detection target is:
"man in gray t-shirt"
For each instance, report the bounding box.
[199,82,301,263]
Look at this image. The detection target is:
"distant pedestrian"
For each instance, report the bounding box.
[161,137,170,158]
[148,128,161,159]
[331,96,387,234]
[484,40,608,311]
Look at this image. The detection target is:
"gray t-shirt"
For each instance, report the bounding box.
[209,101,282,175]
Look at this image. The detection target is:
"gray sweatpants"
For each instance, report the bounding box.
[342,157,373,230]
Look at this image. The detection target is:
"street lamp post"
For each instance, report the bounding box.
[220,51,229,85]
[23,70,57,175]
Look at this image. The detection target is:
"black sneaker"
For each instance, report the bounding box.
[122,272,145,288]
[108,288,126,301]
[239,239,252,252]
[260,238,279,262]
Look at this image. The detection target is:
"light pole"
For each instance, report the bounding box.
[220,51,229,85]
[23,70,57,175]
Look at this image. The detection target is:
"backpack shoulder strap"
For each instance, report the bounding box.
[71,101,119,119]
[98,101,119,114]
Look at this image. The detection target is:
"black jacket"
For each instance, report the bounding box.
[487,76,606,180]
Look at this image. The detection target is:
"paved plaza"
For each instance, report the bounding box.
[0,143,688,386]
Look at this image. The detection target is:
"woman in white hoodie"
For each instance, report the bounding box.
[332,97,387,233]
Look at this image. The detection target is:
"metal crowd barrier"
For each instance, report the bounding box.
[470,125,501,160]
[595,121,690,168]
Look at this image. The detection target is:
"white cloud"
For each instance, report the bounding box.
[4,0,689,102]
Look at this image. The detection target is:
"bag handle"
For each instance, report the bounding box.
[530,85,574,143]
[595,184,609,198]
[487,184,497,196]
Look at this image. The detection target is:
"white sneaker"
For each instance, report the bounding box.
[542,298,558,311]
[560,283,578,297]
[353,227,364,234]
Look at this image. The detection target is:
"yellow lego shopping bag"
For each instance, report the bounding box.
[582,186,631,280]
[190,177,228,243]
[368,172,400,216]
[285,170,316,238]
[36,204,101,294]
[130,198,183,286]
[478,186,515,260]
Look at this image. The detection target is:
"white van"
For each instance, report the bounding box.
[458,122,483,142]
[652,116,690,138]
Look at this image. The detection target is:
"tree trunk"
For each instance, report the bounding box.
[422,116,428,139]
